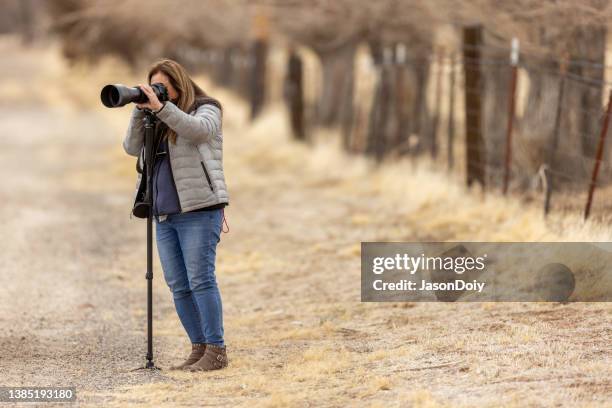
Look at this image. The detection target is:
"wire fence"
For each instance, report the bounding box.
[175,27,612,221]
[336,30,612,221]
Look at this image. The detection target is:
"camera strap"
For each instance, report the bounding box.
[136,147,144,174]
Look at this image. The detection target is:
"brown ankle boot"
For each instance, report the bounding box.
[169,343,206,370]
[186,344,228,371]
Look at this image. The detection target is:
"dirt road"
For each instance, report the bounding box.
[0,39,610,407]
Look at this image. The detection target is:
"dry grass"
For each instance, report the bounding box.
[99,87,610,407]
[1,36,610,407]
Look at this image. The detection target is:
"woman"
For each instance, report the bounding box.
[122,58,229,371]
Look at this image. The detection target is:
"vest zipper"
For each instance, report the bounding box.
[200,160,214,191]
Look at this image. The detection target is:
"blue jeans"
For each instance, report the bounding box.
[155,209,224,346]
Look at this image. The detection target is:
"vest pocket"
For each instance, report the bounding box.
[200,160,215,192]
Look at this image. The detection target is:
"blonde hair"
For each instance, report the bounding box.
[147,58,222,144]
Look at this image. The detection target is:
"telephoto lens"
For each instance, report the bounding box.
[100,83,169,108]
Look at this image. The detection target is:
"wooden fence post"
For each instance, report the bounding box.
[584,88,612,220]
[543,55,568,216]
[462,25,486,188]
[395,43,408,155]
[430,49,444,159]
[284,47,305,141]
[376,48,393,161]
[503,38,520,194]
[447,53,456,170]
[249,38,268,120]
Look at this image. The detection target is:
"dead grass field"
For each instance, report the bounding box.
[0,37,610,407]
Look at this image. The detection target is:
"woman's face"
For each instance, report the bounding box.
[150,71,179,103]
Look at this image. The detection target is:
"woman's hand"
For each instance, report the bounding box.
[135,83,165,112]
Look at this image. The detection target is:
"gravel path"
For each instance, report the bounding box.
[0,107,175,405]
[1,40,610,407]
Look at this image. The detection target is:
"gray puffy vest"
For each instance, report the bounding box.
[123,99,229,222]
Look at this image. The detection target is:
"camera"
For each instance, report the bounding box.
[100,83,169,108]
